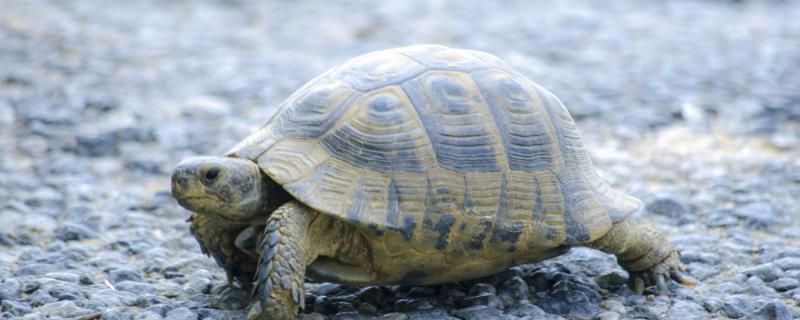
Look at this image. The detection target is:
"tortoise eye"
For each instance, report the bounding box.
[202,167,221,185]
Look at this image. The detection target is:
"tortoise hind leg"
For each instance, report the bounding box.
[586,219,696,294]
[247,201,373,320]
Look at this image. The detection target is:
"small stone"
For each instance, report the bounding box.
[132,310,163,320]
[154,282,183,298]
[333,301,356,314]
[0,278,22,300]
[721,295,753,319]
[2,300,32,316]
[48,282,82,300]
[165,307,198,320]
[44,272,80,283]
[406,286,436,298]
[15,262,58,276]
[666,300,706,320]
[100,307,129,320]
[406,308,459,320]
[734,202,780,230]
[452,305,506,320]
[459,293,503,309]
[753,300,792,320]
[355,286,385,307]
[595,270,628,290]
[357,302,377,315]
[378,313,408,320]
[108,267,143,284]
[89,289,138,307]
[184,277,211,294]
[54,222,98,241]
[741,263,783,282]
[394,298,432,312]
[468,283,496,296]
[299,313,326,320]
[774,257,800,271]
[600,300,626,314]
[75,132,120,157]
[770,277,800,291]
[309,282,344,296]
[594,311,620,320]
[28,290,56,307]
[706,210,739,228]
[687,262,719,280]
[78,273,94,285]
[744,276,776,295]
[116,281,155,294]
[646,197,691,224]
[498,276,529,303]
[702,297,723,312]
[37,300,83,317]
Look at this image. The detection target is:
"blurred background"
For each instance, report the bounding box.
[1,0,799,319]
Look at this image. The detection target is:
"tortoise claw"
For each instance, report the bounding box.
[629,251,696,294]
[629,272,645,294]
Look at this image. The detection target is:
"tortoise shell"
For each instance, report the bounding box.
[227,45,641,254]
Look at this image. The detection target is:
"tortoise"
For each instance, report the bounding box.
[171,45,695,319]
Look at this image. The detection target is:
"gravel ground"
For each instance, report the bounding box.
[1,0,799,319]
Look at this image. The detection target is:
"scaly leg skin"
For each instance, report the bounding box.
[246,201,369,320]
[587,219,696,294]
[189,213,257,289]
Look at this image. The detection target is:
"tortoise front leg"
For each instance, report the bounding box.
[586,219,696,294]
[246,202,317,319]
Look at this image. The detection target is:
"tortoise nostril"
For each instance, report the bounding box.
[201,167,221,185]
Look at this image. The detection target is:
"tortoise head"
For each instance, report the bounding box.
[171,156,278,222]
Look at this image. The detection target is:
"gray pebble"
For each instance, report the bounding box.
[741,263,783,282]
[393,298,432,312]
[405,308,459,320]
[706,210,740,228]
[594,311,620,320]
[0,278,22,300]
[115,281,156,294]
[646,197,691,224]
[90,289,138,307]
[165,307,198,320]
[36,300,90,317]
[2,299,32,316]
[505,303,548,317]
[600,300,626,314]
[452,305,508,320]
[769,277,799,291]
[701,297,723,312]
[132,310,163,320]
[774,257,800,271]
[299,313,326,320]
[48,282,83,300]
[28,290,57,307]
[377,313,408,320]
[44,272,80,283]
[753,300,792,320]
[467,283,496,296]
[595,270,628,290]
[744,276,777,296]
[54,222,99,241]
[721,295,753,319]
[108,267,143,284]
[734,202,780,230]
[666,300,706,320]
[498,276,529,304]
[357,302,377,315]
[75,132,120,157]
